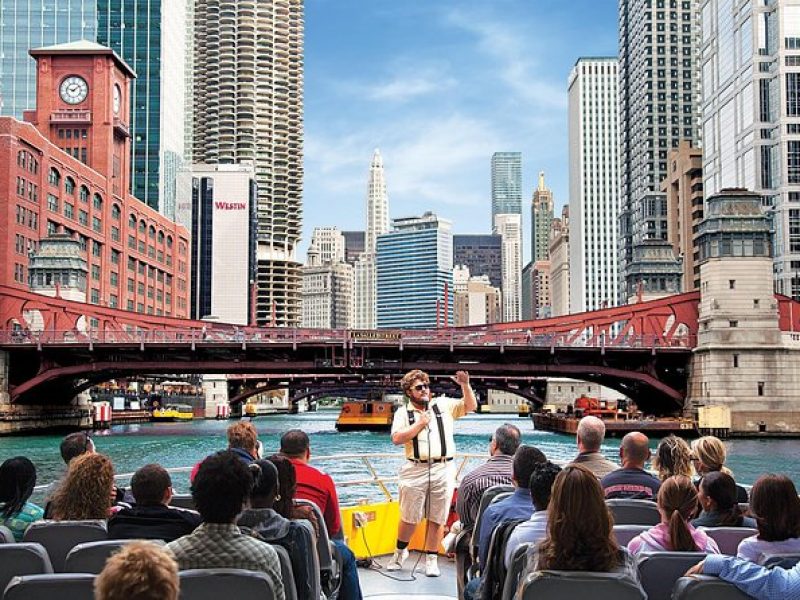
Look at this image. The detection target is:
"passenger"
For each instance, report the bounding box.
[0,456,44,541]
[685,553,800,598]
[691,471,756,529]
[165,451,285,600]
[278,432,363,600]
[108,464,201,542]
[628,475,720,555]
[736,474,800,563]
[268,453,321,538]
[50,453,117,520]
[691,436,748,502]
[568,415,618,479]
[519,465,641,592]
[456,423,521,531]
[237,460,317,600]
[477,445,547,569]
[45,431,98,510]
[387,369,477,577]
[504,461,562,568]
[189,421,261,481]
[94,541,179,600]
[601,432,661,500]
[652,435,694,481]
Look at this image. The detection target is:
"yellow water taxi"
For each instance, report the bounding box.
[151,403,194,422]
[335,400,397,431]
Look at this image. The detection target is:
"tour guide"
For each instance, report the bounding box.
[387,369,477,577]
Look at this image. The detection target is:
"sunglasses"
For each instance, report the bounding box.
[413,383,430,392]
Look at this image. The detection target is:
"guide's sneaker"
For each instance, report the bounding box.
[425,554,440,577]
[386,548,409,571]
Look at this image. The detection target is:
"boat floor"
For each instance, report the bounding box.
[358,551,457,599]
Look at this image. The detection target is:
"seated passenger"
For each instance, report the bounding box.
[520,465,641,589]
[165,451,285,600]
[237,460,317,600]
[691,436,748,503]
[268,454,321,538]
[628,475,720,555]
[50,453,117,520]
[0,456,44,541]
[94,541,179,600]
[736,474,800,563]
[691,471,756,529]
[456,423,521,531]
[189,421,261,481]
[686,553,800,599]
[569,416,618,479]
[108,464,201,542]
[477,445,546,569]
[652,435,694,481]
[601,432,661,500]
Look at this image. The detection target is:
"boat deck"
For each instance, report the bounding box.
[359,551,457,599]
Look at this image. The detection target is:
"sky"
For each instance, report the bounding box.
[302,0,618,263]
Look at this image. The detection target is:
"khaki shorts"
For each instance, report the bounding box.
[398,460,455,525]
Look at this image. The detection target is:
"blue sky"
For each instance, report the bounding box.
[303,0,617,262]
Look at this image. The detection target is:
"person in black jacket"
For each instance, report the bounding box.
[108,464,201,542]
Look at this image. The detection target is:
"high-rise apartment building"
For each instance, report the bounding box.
[494,213,522,322]
[531,172,554,263]
[549,207,571,316]
[618,0,701,301]
[453,234,502,288]
[354,149,389,328]
[701,0,800,299]
[193,0,304,327]
[376,212,453,329]
[301,233,353,329]
[491,152,522,226]
[569,57,621,312]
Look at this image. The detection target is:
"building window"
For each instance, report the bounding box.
[754,298,760,308]
[789,141,800,184]
[111,204,121,220]
[111,249,120,264]
[729,320,738,328]
[64,177,75,195]
[92,216,102,233]
[93,193,103,211]
[90,288,100,304]
[137,282,145,295]
[47,194,59,212]
[111,226,120,242]
[110,272,118,287]
[758,381,765,396]
[139,220,146,234]
[128,235,136,249]
[127,300,135,311]
[109,294,118,308]
[137,303,144,313]
[92,241,102,258]
[733,354,739,368]
[80,186,89,203]
[91,265,100,281]
[48,167,60,187]
[65,203,74,219]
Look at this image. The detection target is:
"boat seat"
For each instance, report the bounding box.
[0,526,15,544]
[698,527,757,556]
[294,518,321,600]
[613,524,651,547]
[272,545,297,600]
[760,553,800,568]
[3,572,95,600]
[65,539,164,574]
[606,499,660,525]
[178,568,277,600]
[470,485,515,561]
[0,543,53,595]
[501,542,532,600]
[518,568,646,600]
[22,520,107,572]
[169,494,196,510]
[294,499,341,599]
[672,575,752,599]
[637,551,708,600]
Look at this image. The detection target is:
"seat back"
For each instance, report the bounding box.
[65,539,164,574]
[272,545,297,600]
[699,527,757,555]
[0,526,15,544]
[3,573,96,600]
[519,569,646,600]
[612,524,651,548]
[0,543,53,595]
[22,520,107,572]
[170,495,195,510]
[471,486,515,555]
[178,568,276,600]
[760,553,800,569]
[501,542,531,600]
[606,499,660,525]
[294,519,321,600]
[294,499,339,597]
[672,575,752,599]
[637,551,708,600]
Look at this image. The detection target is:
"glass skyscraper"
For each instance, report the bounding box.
[491,151,522,224]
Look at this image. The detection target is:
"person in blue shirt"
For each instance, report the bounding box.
[0,456,44,541]
[686,555,800,598]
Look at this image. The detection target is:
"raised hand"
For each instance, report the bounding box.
[451,370,470,387]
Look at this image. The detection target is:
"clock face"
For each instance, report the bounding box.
[113,84,121,114]
[59,76,89,105]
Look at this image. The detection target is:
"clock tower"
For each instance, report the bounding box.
[26,40,136,198]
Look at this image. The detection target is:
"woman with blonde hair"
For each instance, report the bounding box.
[628,475,720,555]
[50,453,116,520]
[652,435,693,481]
[691,436,748,502]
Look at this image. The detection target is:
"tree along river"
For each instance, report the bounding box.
[1,412,798,505]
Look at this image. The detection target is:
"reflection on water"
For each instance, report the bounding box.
[1,412,798,504]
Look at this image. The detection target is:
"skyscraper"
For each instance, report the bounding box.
[494,213,522,322]
[618,0,701,301]
[453,234,502,288]
[192,0,304,327]
[549,207,571,317]
[301,228,353,329]
[491,152,522,225]
[354,149,389,328]
[376,213,452,329]
[569,57,621,312]
[531,172,554,263]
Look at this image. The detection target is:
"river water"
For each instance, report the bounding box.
[1,411,798,505]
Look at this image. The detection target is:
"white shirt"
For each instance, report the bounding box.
[738,535,800,563]
[391,396,466,460]
[504,510,549,569]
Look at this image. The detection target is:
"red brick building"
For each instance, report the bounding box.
[0,41,189,318]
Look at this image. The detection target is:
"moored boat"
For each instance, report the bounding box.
[151,403,194,422]
[335,400,397,431]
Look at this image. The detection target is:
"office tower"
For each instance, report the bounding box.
[454,274,502,326]
[521,261,535,320]
[549,207,571,316]
[342,231,365,265]
[308,227,345,263]
[494,213,522,322]
[193,0,304,327]
[533,260,551,319]
[376,212,453,329]
[175,164,257,324]
[491,152,522,226]
[663,140,703,291]
[354,149,389,328]
[532,172,554,263]
[569,57,622,312]
[301,238,353,329]
[619,0,700,301]
[701,0,800,299]
[453,234,502,288]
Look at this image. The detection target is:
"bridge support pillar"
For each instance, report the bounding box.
[202,374,228,419]
[0,350,8,407]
